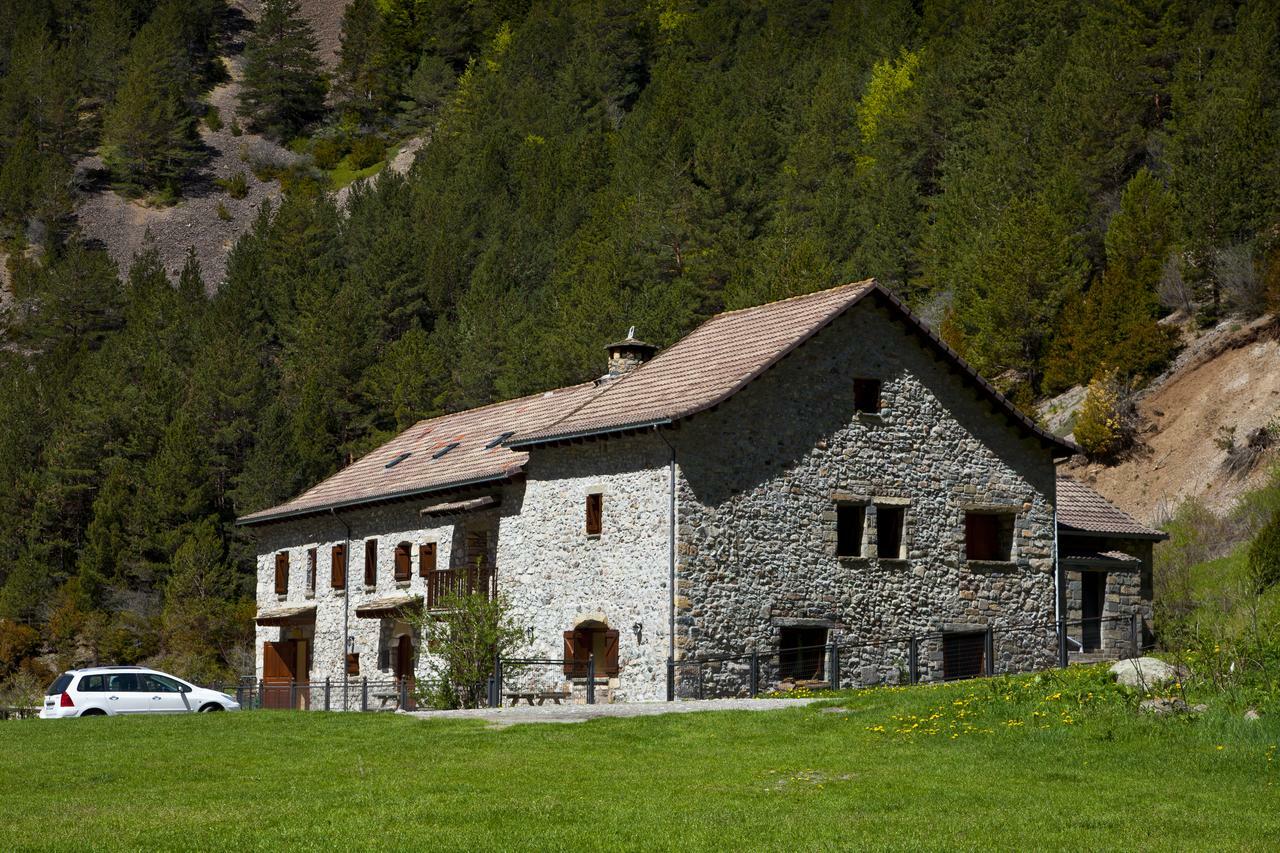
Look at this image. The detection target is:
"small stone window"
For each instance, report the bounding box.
[836,504,865,557]
[943,631,986,680]
[419,542,437,577]
[778,626,828,681]
[274,552,289,596]
[394,542,412,582]
[854,378,882,414]
[364,539,377,587]
[331,544,346,589]
[876,505,906,559]
[585,492,603,536]
[965,511,1015,561]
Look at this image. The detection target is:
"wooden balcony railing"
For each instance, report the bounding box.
[425,565,496,609]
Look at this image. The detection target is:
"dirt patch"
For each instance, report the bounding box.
[1064,315,1280,523]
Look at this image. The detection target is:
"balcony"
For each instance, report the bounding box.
[425,565,497,609]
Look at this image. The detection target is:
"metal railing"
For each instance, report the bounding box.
[488,655,603,706]
[663,614,1144,701]
[211,676,429,712]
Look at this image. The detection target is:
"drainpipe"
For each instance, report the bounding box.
[657,428,677,679]
[1052,505,1065,668]
[331,508,352,710]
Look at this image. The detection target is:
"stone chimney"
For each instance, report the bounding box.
[604,326,658,378]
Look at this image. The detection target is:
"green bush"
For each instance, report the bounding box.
[216,171,248,199]
[216,201,232,221]
[312,137,346,170]
[348,135,385,170]
[1073,371,1130,459]
[1249,509,1280,593]
[204,104,222,132]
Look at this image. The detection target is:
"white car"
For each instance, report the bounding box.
[40,666,241,718]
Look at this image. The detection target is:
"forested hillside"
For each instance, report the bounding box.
[1,0,1278,687]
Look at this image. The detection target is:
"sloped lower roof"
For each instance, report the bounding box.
[1059,545,1143,566]
[1057,477,1168,540]
[513,280,1077,457]
[238,383,599,525]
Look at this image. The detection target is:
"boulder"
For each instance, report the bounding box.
[1110,657,1180,691]
[1138,697,1206,716]
[1245,708,1261,722]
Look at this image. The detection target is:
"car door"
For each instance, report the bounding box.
[139,674,191,713]
[105,673,148,714]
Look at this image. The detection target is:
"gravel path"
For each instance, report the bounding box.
[404,697,823,727]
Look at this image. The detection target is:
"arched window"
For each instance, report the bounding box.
[394,542,412,582]
[562,621,619,678]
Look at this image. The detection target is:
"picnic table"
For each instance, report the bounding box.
[0,706,40,720]
[504,691,571,706]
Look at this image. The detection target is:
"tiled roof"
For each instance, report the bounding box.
[1058,545,1143,565]
[1057,477,1168,540]
[514,281,1076,457]
[240,279,1078,526]
[254,603,317,626]
[238,382,600,524]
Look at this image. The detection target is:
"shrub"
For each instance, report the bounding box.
[311,137,346,170]
[348,135,385,170]
[229,120,242,137]
[204,104,223,132]
[1073,370,1135,460]
[1249,508,1280,593]
[216,171,248,199]
[216,201,232,221]
[0,619,40,677]
[408,589,524,709]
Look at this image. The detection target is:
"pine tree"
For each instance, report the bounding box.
[238,0,327,140]
[100,8,200,193]
[333,0,398,124]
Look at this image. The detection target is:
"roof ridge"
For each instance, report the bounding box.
[709,278,877,320]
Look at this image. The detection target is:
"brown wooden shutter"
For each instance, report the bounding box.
[364,539,377,586]
[418,543,436,577]
[345,652,360,676]
[603,629,620,676]
[585,493,603,535]
[394,543,411,581]
[274,552,289,595]
[306,548,317,593]
[562,631,576,675]
[331,544,346,589]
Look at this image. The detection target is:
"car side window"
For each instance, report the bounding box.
[78,674,106,692]
[108,674,139,692]
[144,674,182,693]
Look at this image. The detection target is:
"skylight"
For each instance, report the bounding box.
[485,431,515,449]
[432,442,460,459]
[384,452,411,469]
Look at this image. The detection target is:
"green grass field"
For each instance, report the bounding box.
[3,666,1276,851]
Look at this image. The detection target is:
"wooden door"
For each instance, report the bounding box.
[262,641,296,710]
[395,635,414,710]
[1082,573,1105,651]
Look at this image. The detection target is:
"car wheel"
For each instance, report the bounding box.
[81,708,107,717]
[198,703,224,713]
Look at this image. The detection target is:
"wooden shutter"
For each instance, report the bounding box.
[585,493,603,535]
[419,543,436,577]
[394,543,411,581]
[562,631,576,675]
[603,629,620,676]
[345,652,360,676]
[274,552,289,595]
[306,548,317,593]
[364,539,377,586]
[331,544,346,589]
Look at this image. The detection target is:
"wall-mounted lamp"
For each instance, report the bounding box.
[346,636,355,654]
[526,626,535,646]
[632,622,644,644]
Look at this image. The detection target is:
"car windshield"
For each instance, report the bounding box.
[45,674,72,695]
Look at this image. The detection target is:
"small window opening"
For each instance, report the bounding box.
[876,505,905,559]
[854,378,882,414]
[364,539,377,586]
[274,552,289,595]
[485,431,515,449]
[836,504,865,557]
[331,544,346,589]
[385,451,411,469]
[943,632,986,680]
[394,542,412,582]
[432,442,460,459]
[585,493,603,536]
[778,626,828,681]
[965,512,1015,561]
[419,542,437,577]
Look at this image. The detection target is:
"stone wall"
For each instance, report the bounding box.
[670,299,1060,696]
[1062,537,1155,655]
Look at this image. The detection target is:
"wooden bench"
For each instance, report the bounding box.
[504,691,571,706]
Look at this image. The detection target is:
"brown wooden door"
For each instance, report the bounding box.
[262,641,296,710]
[395,635,414,710]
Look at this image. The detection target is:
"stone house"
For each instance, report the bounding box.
[239,280,1164,705]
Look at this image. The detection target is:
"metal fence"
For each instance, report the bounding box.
[211,677,425,712]
[662,615,1143,701]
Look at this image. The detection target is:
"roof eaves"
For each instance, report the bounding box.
[235,469,520,527]
[508,417,674,449]
[1059,524,1169,542]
